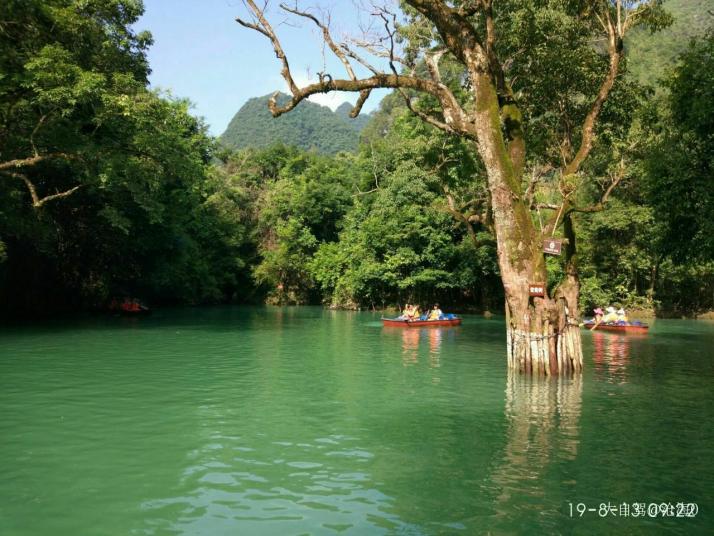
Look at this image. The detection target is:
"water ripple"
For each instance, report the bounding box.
[0,308,712,535]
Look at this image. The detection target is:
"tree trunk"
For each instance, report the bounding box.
[470,73,583,375]
[504,295,583,375]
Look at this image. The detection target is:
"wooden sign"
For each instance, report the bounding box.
[529,283,545,297]
[543,238,562,255]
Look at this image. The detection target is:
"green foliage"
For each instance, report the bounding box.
[310,113,500,309]
[0,0,250,315]
[650,30,714,261]
[220,93,371,155]
[310,169,456,307]
[253,217,318,303]
[625,0,712,86]
[574,25,714,315]
[0,0,151,162]
[1,0,713,319]
[217,105,501,310]
[577,200,660,312]
[215,145,359,304]
[633,28,714,313]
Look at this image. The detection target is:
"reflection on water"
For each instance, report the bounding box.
[428,329,442,369]
[399,327,450,368]
[490,371,583,526]
[505,369,582,459]
[2,308,713,535]
[401,329,420,366]
[592,332,630,383]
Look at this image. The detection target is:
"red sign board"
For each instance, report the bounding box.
[529,283,545,297]
[543,239,562,255]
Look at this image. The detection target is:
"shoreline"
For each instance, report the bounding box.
[2,303,714,324]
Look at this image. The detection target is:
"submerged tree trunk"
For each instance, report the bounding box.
[504,294,583,375]
[471,74,583,375]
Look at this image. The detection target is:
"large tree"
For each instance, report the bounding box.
[237,0,668,374]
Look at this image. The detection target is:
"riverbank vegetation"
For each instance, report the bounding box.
[1,1,712,320]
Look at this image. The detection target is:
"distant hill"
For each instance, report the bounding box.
[220,93,371,154]
[626,0,712,86]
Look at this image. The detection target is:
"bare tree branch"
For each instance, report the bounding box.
[340,43,381,75]
[376,6,399,76]
[535,203,560,211]
[525,164,553,208]
[34,185,83,208]
[277,3,372,117]
[30,114,48,158]
[351,88,372,118]
[0,153,75,171]
[398,89,455,134]
[568,160,626,214]
[348,38,408,68]
[541,159,627,237]
[562,0,626,177]
[237,0,300,96]
[440,184,493,246]
[424,48,446,83]
[280,3,356,79]
[2,171,82,209]
[238,0,471,130]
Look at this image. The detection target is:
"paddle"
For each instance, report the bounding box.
[590,317,602,330]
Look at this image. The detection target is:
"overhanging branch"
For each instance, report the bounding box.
[236,0,300,97]
[2,170,82,209]
[0,153,75,171]
[238,0,471,130]
[277,3,373,117]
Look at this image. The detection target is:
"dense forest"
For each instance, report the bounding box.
[626,0,712,86]
[1,0,712,320]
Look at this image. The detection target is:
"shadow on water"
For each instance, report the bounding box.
[0,305,330,337]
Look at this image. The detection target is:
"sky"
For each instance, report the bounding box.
[137,0,390,135]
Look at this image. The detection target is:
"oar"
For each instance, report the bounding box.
[589,318,602,330]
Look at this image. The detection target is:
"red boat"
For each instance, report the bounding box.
[382,317,462,327]
[582,320,649,333]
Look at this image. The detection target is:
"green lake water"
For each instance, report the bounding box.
[0,306,712,535]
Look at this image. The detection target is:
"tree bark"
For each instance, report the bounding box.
[470,73,583,375]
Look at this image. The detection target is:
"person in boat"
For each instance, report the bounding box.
[410,304,421,321]
[616,307,628,324]
[399,303,415,320]
[120,297,143,313]
[602,306,619,323]
[593,307,604,322]
[428,304,443,321]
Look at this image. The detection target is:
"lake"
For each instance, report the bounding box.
[0,306,712,535]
